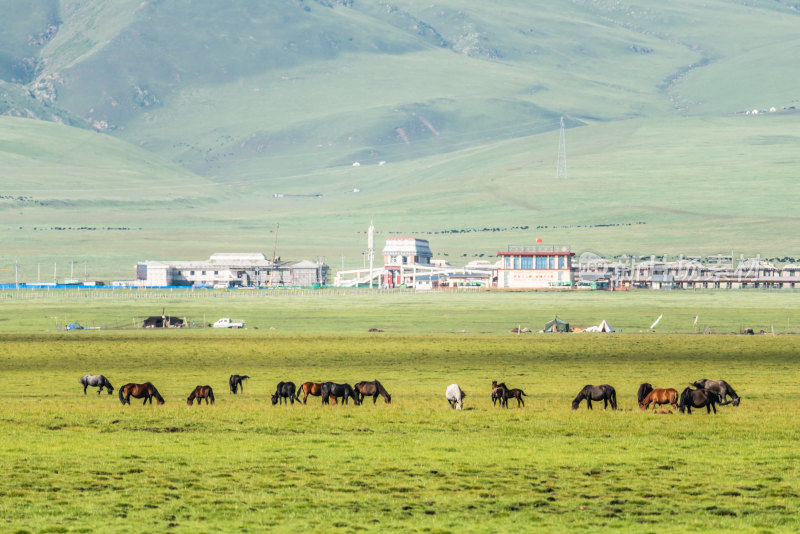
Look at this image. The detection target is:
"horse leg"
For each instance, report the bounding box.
[373,393,378,404]
[587,398,592,410]
[83,384,88,395]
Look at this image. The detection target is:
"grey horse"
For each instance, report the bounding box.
[80,375,114,395]
[691,379,740,406]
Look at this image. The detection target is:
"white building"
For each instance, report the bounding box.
[135,253,328,287]
[382,238,433,287]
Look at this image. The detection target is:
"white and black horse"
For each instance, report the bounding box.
[80,374,114,395]
[446,384,466,410]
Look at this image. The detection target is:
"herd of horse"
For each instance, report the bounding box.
[81,373,740,414]
[449,378,740,414]
[80,374,391,407]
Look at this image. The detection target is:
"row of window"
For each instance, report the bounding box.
[504,255,567,270]
[182,270,219,276]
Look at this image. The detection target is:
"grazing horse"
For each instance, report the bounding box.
[354,380,392,404]
[637,383,654,404]
[271,381,297,405]
[321,382,360,405]
[80,374,114,395]
[492,381,527,407]
[691,379,741,406]
[187,385,215,406]
[119,383,165,405]
[571,384,617,410]
[446,384,466,410]
[639,388,679,411]
[229,374,250,394]
[678,387,718,414]
[297,382,336,404]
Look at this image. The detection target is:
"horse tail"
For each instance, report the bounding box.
[209,388,215,404]
[118,386,126,405]
[610,388,618,409]
[520,390,527,396]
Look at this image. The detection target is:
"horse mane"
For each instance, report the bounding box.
[637,383,653,404]
[374,380,388,395]
[149,383,165,403]
[723,380,739,400]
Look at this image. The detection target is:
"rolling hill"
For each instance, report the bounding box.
[0,0,799,279]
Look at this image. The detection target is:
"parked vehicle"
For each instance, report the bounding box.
[212,317,244,329]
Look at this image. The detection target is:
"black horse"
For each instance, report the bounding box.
[80,374,114,395]
[572,384,617,410]
[229,374,250,394]
[691,379,741,406]
[321,382,361,405]
[637,383,654,404]
[679,387,718,414]
[271,381,297,405]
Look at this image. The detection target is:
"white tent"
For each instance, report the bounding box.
[598,320,615,332]
[585,320,616,333]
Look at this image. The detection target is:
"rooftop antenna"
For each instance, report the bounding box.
[557,116,567,180]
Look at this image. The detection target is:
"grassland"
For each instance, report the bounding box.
[1,289,800,335]
[1,329,799,533]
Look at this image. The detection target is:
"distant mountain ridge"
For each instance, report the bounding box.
[1,0,797,182]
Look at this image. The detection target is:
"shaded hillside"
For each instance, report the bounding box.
[1,0,797,181]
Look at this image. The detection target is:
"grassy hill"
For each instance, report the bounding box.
[0,1,799,279]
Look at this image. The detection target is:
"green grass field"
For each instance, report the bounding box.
[1,333,799,533]
[1,292,799,532]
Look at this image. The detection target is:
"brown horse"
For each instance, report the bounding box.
[119,382,164,405]
[639,388,678,411]
[298,382,336,405]
[354,380,391,404]
[187,385,215,406]
[491,381,509,408]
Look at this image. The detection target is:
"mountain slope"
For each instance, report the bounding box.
[1,0,796,182]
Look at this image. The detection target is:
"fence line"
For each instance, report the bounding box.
[0,287,485,301]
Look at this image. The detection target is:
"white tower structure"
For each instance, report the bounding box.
[557,116,567,180]
[367,220,375,289]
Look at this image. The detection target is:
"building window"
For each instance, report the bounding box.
[136,264,147,281]
[202,271,206,275]
[559,256,566,269]
[536,256,547,269]
[514,256,520,269]
[521,256,532,269]
[505,256,511,269]
[190,271,195,275]
[214,271,219,275]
